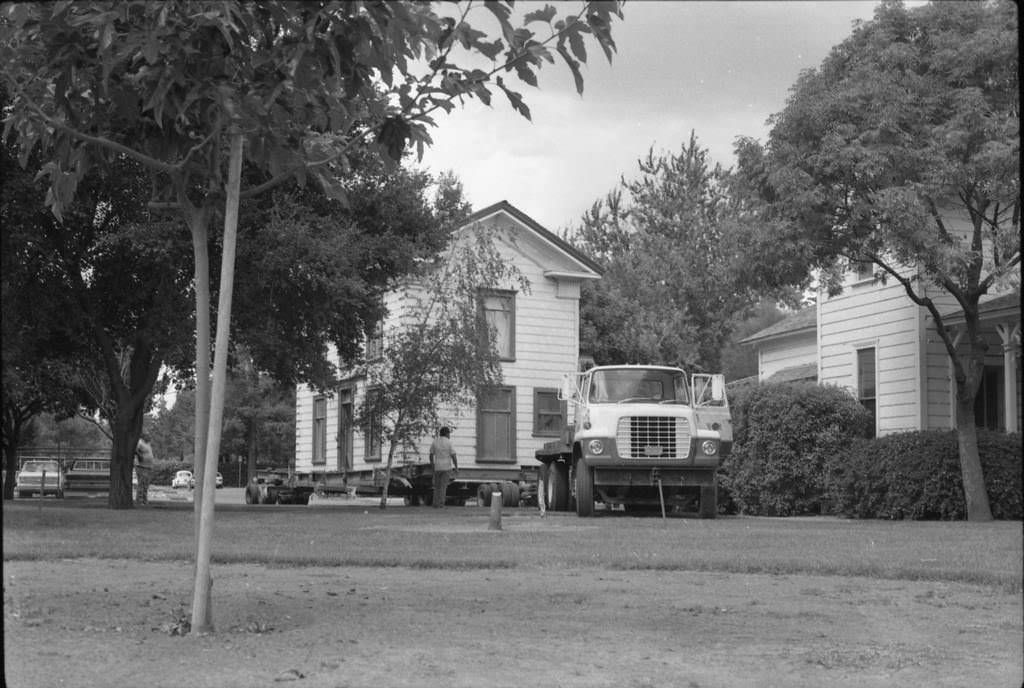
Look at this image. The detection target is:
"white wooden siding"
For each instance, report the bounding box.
[757,336,817,380]
[819,268,924,435]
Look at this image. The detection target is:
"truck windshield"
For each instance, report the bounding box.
[588,369,689,404]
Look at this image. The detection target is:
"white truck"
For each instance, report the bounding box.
[535,365,731,517]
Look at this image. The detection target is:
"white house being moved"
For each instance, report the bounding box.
[293,200,601,501]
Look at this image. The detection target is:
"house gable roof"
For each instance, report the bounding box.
[766,363,818,383]
[461,200,603,279]
[741,307,817,345]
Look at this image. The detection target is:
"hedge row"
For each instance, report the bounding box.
[719,381,1022,520]
[829,429,1022,520]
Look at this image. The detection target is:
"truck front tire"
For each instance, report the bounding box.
[545,462,569,511]
[575,463,595,517]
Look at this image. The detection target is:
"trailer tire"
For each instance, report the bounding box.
[699,484,718,519]
[500,481,519,507]
[476,484,490,507]
[546,461,569,511]
[575,463,595,517]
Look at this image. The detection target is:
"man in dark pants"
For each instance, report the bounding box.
[428,426,457,508]
[134,435,155,505]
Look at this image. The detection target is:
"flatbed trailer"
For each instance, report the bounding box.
[296,463,540,507]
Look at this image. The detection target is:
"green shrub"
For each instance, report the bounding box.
[719,382,873,516]
[151,460,193,487]
[829,430,1022,520]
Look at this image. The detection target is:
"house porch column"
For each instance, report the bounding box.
[996,322,1021,433]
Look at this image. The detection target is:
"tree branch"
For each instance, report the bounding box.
[3,76,179,174]
[871,252,967,383]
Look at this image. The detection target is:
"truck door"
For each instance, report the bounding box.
[692,374,733,449]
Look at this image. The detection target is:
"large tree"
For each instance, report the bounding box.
[1,132,194,505]
[754,0,1019,521]
[3,0,622,632]
[572,132,800,371]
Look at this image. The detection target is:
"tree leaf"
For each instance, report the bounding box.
[524,5,558,25]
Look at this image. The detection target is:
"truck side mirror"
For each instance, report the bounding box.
[558,373,578,402]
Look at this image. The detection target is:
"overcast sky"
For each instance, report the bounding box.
[415,1,889,233]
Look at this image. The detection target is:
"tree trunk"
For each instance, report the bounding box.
[4,445,20,501]
[186,203,212,540]
[954,397,994,521]
[192,131,244,634]
[181,199,214,630]
[379,442,397,510]
[952,328,994,522]
[108,406,145,509]
[2,408,29,500]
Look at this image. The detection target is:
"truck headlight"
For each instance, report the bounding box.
[587,439,605,455]
[701,440,718,456]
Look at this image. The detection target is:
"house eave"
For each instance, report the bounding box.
[741,325,817,346]
[543,270,601,281]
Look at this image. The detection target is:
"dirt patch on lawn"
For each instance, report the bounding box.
[4,558,1021,688]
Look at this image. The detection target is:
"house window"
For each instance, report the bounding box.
[856,347,876,436]
[478,386,516,462]
[854,260,874,282]
[312,396,327,465]
[365,318,383,361]
[363,387,383,462]
[533,388,565,437]
[480,290,515,361]
[337,388,354,471]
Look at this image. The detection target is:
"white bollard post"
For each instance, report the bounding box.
[488,491,502,530]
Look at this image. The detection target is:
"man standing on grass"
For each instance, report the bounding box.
[135,434,154,505]
[428,426,457,508]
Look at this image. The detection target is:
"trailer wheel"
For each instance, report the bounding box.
[500,481,519,507]
[699,484,718,519]
[476,484,492,507]
[575,463,595,517]
[546,461,569,511]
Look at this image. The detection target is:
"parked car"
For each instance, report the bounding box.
[171,470,193,489]
[15,460,65,498]
[64,459,109,493]
[245,470,310,505]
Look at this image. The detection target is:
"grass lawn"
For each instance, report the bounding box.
[3,501,1021,591]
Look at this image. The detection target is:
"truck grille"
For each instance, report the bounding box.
[616,417,690,459]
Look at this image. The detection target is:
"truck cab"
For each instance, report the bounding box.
[536,365,730,517]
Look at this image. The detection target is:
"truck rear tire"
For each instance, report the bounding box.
[699,484,718,519]
[546,462,569,511]
[575,463,595,517]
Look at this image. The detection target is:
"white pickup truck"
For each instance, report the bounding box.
[535,365,731,517]
[15,459,65,499]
